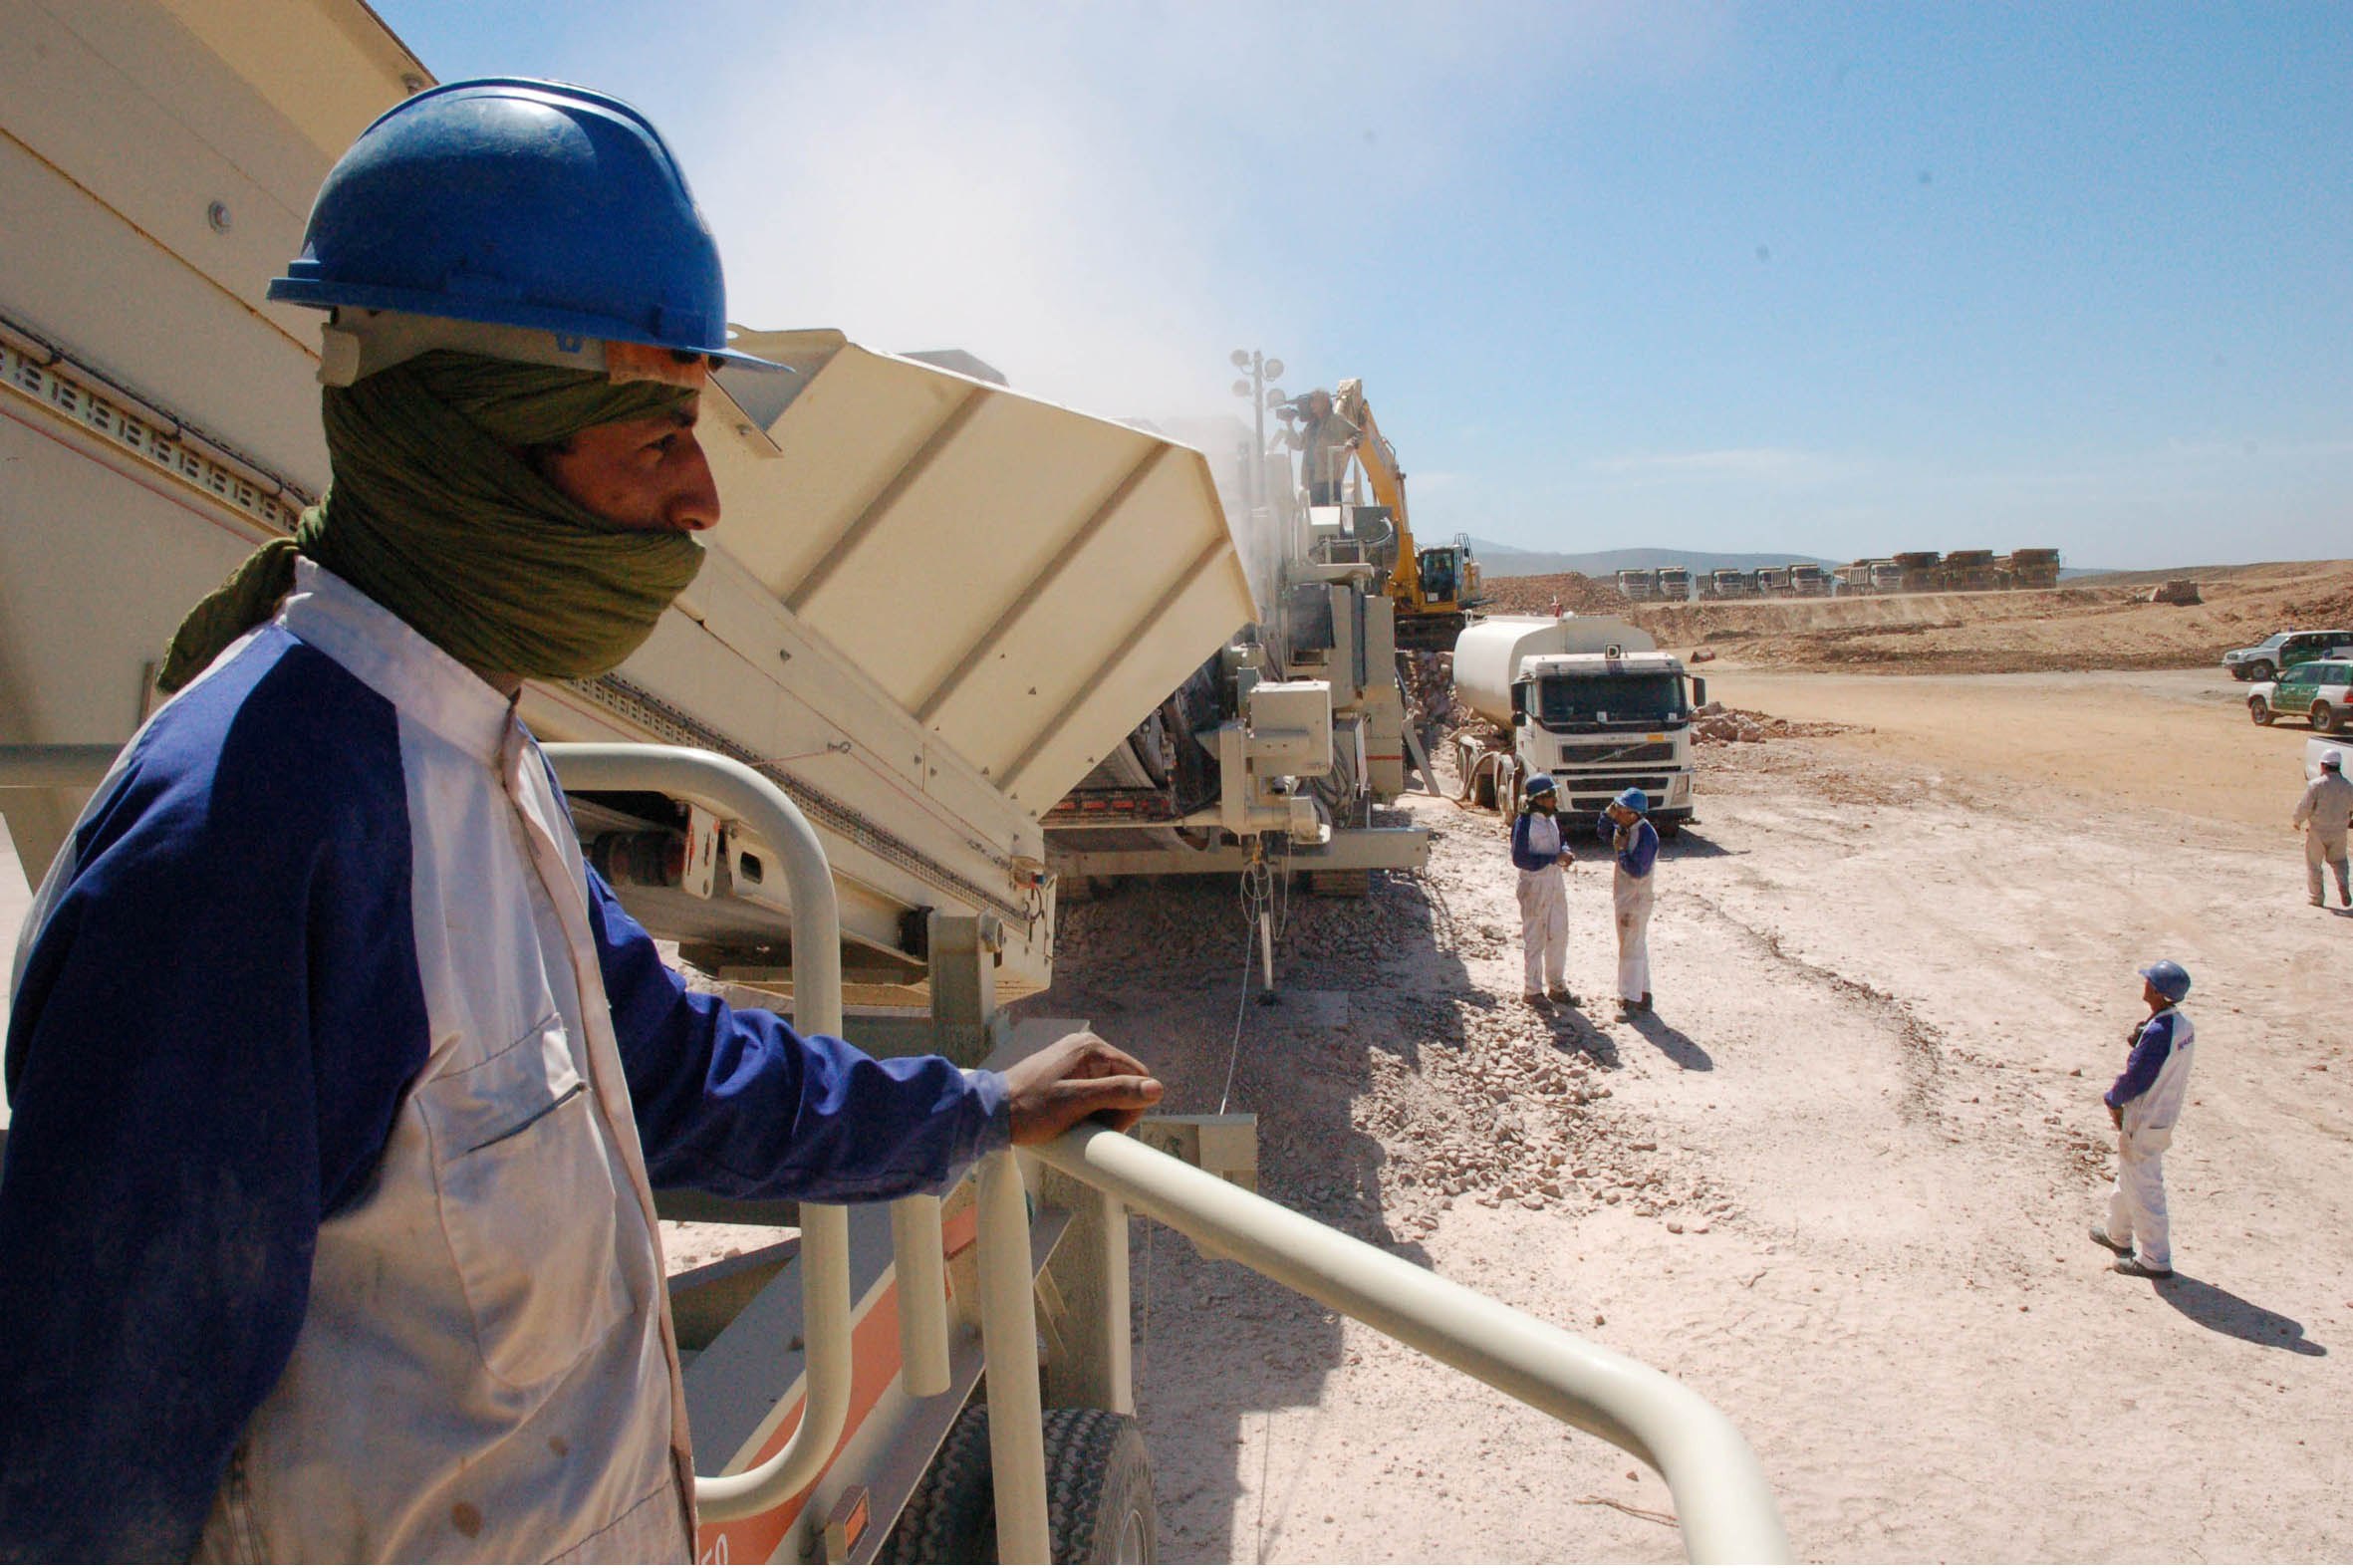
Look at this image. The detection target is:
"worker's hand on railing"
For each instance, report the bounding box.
[1004,1031,1164,1143]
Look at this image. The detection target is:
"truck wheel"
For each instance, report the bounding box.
[2314,700,2339,733]
[1655,820,1683,842]
[1043,1408,1157,1563]
[2248,660,2275,681]
[2249,696,2272,725]
[882,1406,995,1564]
[880,1407,1158,1564]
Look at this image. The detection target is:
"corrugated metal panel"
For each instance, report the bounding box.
[712,333,1256,814]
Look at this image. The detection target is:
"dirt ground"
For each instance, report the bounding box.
[1038,669,2350,1563]
[5,661,2347,1563]
[1486,559,2353,677]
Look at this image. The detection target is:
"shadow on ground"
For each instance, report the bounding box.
[2147,1274,2327,1356]
[1016,861,1470,1560]
[1626,1008,1713,1071]
[1656,828,1738,860]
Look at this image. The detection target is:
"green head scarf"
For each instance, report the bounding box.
[159,351,706,692]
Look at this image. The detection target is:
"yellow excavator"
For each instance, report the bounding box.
[1306,379,1484,652]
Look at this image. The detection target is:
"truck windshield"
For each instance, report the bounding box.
[1535,672,1686,727]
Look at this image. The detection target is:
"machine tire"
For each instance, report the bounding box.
[2248,659,2276,681]
[1042,1408,1157,1563]
[879,1406,1158,1564]
[881,1405,996,1565]
[2249,696,2272,725]
[2314,700,2340,733]
[1656,819,1684,842]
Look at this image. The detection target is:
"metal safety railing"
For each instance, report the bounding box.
[1021,1130,1789,1563]
[551,746,1788,1560]
[7,737,1785,1560]
[540,744,955,1521]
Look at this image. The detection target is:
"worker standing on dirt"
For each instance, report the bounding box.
[2091,961,2198,1279]
[1602,788,1660,1014]
[1290,387,1360,507]
[2291,748,2351,908]
[0,81,1162,1563]
[1510,774,1577,1006]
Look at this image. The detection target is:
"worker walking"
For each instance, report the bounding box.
[2292,748,2352,908]
[1510,774,1577,1005]
[1602,788,1659,1014]
[2092,960,2198,1279]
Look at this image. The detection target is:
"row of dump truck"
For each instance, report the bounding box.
[1830,549,2063,594]
[1629,548,2064,601]
[1619,564,1831,602]
[1614,566,1696,601]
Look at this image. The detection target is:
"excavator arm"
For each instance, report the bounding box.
[1331,379,1423,607]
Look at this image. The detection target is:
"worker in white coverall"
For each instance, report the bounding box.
[1602,788,1660,1014]
[2090,960,2197,1279]
[1509,774,1577,1006]
[2292,748,2352,908]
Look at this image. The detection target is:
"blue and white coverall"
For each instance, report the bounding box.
[1604,814,1660,1002]
[0,563,1010,1562]
[2103,1006,2198,1272]
[1509,810,1569,993]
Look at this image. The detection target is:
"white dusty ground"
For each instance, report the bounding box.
[4,673,2346,1561]
[1037,669,2350,1563]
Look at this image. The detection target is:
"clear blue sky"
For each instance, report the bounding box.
[374,2,2351,570]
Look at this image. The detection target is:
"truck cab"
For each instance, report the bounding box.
[1509,651,1703,834]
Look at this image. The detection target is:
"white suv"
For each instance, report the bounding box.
[2249,658,2353,733]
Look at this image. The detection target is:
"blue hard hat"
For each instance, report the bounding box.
[270,79,778,369]
[1614,787,1649,814]
[1523,773,1558,797]
[2137,959,2192,1003]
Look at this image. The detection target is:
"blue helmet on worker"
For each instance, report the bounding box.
[2137,959,2192,1003]
[1613,788,1648,814]
[1523,773,1558,800]
[269,79,785,384]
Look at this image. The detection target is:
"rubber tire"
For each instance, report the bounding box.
[880,1406,1159,1564]
[2250,697,2273,725]
[2249,660,2276,681]
[1656,819,1684,842]
[1042,1408,1156,1563]
[880,1405,995,1565]
[2315,701,2340,733]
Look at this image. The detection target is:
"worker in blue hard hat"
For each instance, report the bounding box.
[1510,774,1578,1005]
[2090,960,2198,1279]
[1601,787,1659,1014]
[0,79,1159,1563]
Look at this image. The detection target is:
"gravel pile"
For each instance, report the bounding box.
[1689,700,1856,745]
[1039,802,1726,1253]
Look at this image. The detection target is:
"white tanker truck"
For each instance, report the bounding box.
[1450,616,1705,836]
